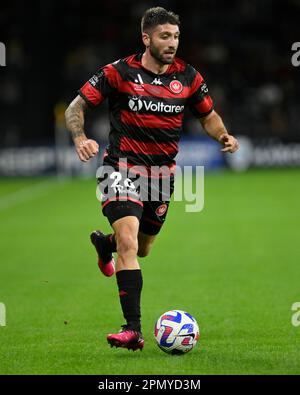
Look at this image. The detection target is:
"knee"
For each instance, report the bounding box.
[116,230,138,256]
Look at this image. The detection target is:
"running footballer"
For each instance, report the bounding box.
[65,7,239,351]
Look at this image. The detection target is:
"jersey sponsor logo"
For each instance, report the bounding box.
[128,96,143,111]
[169,80,183,94]
[151,77,163,85]
[155,203,168,216]
[143,101,184,113]
[128,96,184,114]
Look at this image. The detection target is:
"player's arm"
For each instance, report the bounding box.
[188,67,239,153]
[199,110,239,153]
[65,95,99,162]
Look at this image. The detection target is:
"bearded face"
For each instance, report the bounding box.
[145,24,180,65]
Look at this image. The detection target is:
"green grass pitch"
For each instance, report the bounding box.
[0,169,300,374]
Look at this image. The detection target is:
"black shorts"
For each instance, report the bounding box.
[97,158,175,236]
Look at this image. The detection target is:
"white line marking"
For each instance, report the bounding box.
[0,179,65,211]
[0,303,6,327]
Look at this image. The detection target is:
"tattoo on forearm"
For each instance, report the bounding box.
[65,97,88,139]
[71,130,85,139]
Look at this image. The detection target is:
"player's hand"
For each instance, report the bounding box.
[75,138,99,162]
[219,133,239,153]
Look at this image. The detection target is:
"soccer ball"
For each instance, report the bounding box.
[154,310,200,355]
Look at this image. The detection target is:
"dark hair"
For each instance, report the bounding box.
[141,7,180,33]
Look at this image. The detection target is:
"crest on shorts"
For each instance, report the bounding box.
[169,80,183,94]
[155,203,168,216]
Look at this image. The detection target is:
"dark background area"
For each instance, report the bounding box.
[0,0,299,146]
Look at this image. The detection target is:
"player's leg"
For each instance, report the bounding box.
[91,225,156,265]
[90,231,116,277]
[113,215,140,271]
[137,172,175,257]
[100,201,144,350]
[137,200,171,257]
[91,160,141,276]
[137,231,156,258]
[107,215,144,351]
[113,215,141,327]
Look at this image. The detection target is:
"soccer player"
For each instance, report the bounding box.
[65,7,239,351]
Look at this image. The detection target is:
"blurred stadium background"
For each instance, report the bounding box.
[0,0,300,375]
[1,0,300,174]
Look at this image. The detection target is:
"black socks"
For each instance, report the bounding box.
[116,269,143,332]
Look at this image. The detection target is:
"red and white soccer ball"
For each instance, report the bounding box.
[154,310,200,355]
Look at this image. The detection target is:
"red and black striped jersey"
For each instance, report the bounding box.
[78,53,214,167]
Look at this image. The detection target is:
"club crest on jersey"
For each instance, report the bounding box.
[169,80,183,94]
[155,203,168,216]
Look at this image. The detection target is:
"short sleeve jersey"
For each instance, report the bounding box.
[79,53,214,167]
